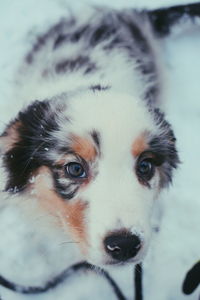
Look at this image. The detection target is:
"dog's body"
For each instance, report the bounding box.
[17,9,162,108]
[0,7,179,275]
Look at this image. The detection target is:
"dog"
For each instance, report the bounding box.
[0,7,179,269]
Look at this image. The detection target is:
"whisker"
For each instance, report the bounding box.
[59,241,79,245]
[19,141,46,176]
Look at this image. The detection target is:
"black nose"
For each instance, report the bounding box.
[104,233,141,261]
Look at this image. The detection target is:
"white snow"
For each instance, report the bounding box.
[0,1,200,300]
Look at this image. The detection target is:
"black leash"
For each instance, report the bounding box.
[0,262,127,300]
[134,264,143,300]
[0,263,143,299]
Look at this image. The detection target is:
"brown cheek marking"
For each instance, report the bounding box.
[0,121,22,152]
[65,200,88,246]
[132,133,148,157]
[29,167,88,251]
[71,135,97,161]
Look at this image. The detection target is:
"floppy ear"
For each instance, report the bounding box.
[149,108,180,187]
[0,100,60,192]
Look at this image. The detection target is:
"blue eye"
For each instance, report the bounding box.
[137,159,155,181]
[65,162,86,179]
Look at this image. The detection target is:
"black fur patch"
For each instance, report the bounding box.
[26,18,75,63]
[54,25,91,49]
[90,85,110,92]
[52,169,79,200]
[53,33,70,49]
[90,24,117,46]
[149,2,200,37]
[149,108,180,187]
[55,56,96,74]
[2,100,61,192]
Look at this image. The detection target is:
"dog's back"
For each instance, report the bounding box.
[17,8,163,108]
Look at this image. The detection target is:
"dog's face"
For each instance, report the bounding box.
[0,88,179,266]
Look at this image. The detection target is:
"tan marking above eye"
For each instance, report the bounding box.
[54,157,68,167]
[0,121,22,152]
[131,132,148,158]
[71,135,97,162]
[28,166,88,252]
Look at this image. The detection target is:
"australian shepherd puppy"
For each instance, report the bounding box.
[0,8,179,268]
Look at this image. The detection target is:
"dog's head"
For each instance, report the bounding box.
[0,88,179,266]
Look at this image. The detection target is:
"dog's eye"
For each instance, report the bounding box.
[137,159,155,181]
[65,162,86,179]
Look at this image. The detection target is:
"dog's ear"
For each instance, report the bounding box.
[0,100,60,192]
[149,108,180,187]
[0,100,58,152]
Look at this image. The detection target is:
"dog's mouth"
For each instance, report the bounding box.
[103,257,141,266]
[87,250,143,268]
[102,250,143,267]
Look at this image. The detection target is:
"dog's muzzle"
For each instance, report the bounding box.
[104,232,141,262]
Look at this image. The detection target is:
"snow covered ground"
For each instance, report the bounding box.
[0,1,200,299]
